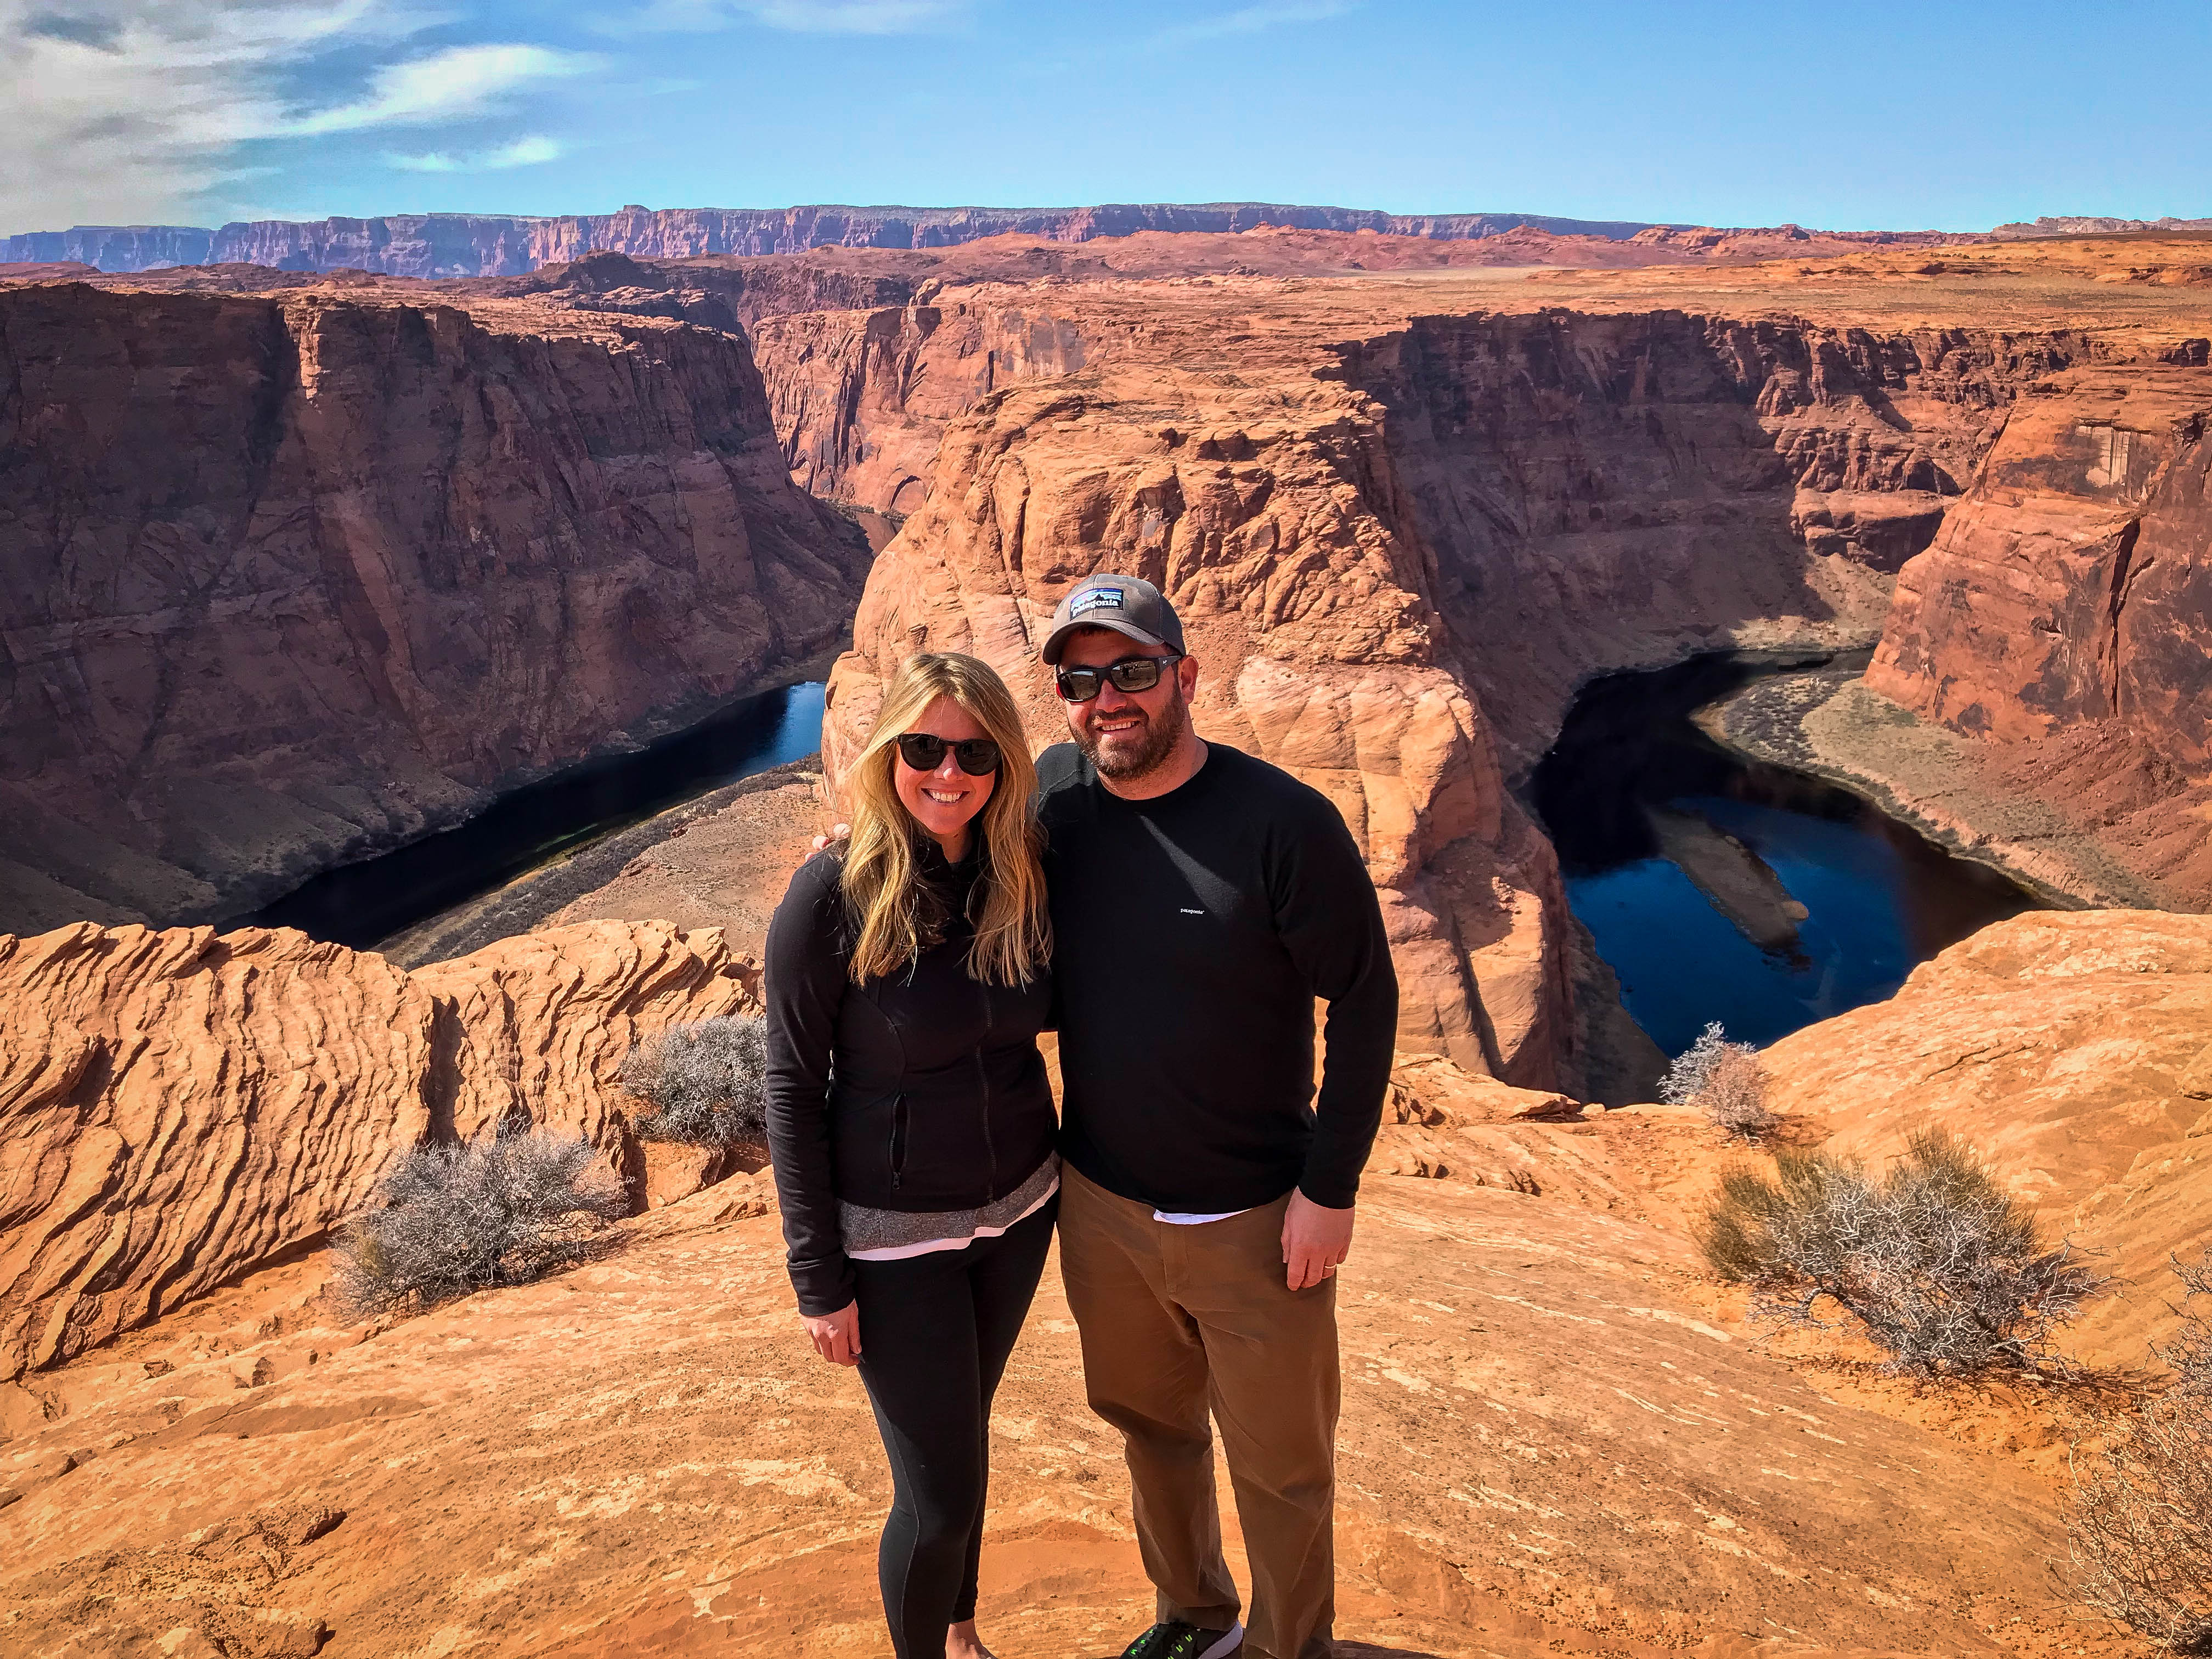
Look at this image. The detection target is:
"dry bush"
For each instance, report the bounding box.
[1699,1129,2109,1377]
[334,1125,627,1319]
[619,1014,770,1146]
[2069,1248,2212,1652]
[1661,1020,1778,1139]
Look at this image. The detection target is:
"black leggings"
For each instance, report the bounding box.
[851,1197,1056,1659]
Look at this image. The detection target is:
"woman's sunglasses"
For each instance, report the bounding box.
[1054,653,1183,703]
[894,733,1003,775]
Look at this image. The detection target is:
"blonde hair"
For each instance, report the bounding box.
[840,652,1049,988]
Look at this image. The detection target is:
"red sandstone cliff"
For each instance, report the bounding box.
[738,263,2110,774]
[747,267,2143,1088]
[1870,365,2212,759]
[1866,365,2212,902]
[1335,313,2109,763]
[0,284,871,936]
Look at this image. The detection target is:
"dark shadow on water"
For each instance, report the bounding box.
[1531,654,2044,1061]
[233,681,825,950]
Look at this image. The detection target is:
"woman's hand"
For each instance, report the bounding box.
[804,1301,862,1365]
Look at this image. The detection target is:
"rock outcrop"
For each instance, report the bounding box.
[0,283,871,935]
[1869,366,2212,759]
[0,918,754,1379]
[820,367,1577,1088]
[1766,908,2212,1365]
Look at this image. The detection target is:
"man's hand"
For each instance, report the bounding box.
[808,821,853,855]
[1282,1189,1354,1291]
[804,1301,862,1365]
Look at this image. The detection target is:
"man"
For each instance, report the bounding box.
[1035,573,1397,1659]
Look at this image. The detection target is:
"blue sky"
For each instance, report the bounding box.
[7,0,2209,235]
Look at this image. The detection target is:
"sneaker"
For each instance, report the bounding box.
[1120,1620,1244,1659]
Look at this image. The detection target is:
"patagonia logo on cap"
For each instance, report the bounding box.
[1068,586,1125,617]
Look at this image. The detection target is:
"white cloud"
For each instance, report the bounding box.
[388,132,566,172]
[284,44,595,136]
[0,3,593,232]
[610,0,964,35]
[1153,1,1355,46]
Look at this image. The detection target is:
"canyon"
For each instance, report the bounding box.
[4,221,2212,1654]
[11,230,2212,1077]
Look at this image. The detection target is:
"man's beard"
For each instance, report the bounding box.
[1076,686,1189,781]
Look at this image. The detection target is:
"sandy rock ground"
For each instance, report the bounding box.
[1,900,2196,1656]
[0,1142,2138,1659]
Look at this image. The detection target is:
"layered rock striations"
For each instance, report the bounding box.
[0,918,753,1379]
[0,283,871,935]
[763,258,2172,1088]
[1870,366,2212,754]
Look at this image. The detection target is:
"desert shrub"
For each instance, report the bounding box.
[1661,1020,1778,1140]
[2069,1249,2212,1652]
[619,1014,770,1147]
[1697,1129,2109,1377]
[334,1125,627,1318]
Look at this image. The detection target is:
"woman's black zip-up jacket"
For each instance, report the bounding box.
[763,843,1057,1316]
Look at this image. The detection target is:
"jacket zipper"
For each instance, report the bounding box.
[977,980,998,1199]
[888,1093,908,1192]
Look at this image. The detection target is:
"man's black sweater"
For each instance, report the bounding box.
[1037,740,1397,1214]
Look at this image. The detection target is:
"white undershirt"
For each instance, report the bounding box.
[1153,1207,1253,1225]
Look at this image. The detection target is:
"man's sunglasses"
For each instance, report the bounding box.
[894,733,1003,775]
[1054,653,1183,703]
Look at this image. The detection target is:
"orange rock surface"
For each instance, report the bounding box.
[0,1154,2137,1659]
[0,920,754,1380]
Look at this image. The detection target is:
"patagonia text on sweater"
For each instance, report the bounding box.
[1037,740,1397,1214]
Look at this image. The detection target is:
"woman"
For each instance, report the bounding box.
[764,651,1056,1659]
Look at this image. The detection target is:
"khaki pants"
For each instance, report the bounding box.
[1057,1166,1339,1659]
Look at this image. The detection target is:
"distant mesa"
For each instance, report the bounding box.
[1991,213,2212,238]
[0,202,1682,277]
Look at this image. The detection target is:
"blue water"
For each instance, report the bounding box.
[236,680,826,949]
[1534,656,2042,1063]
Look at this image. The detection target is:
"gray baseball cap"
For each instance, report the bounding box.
[1039,573,1186,664]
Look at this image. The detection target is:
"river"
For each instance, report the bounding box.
[1531,653,2045,1062]
[239,653,2042,1068]
[235,682,826,950]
